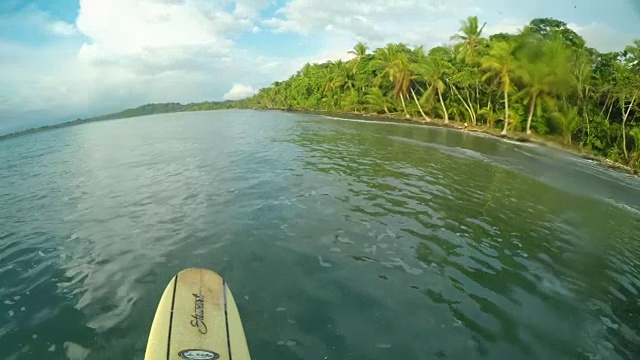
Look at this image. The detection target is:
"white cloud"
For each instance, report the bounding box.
[484,18,526,36]
[75,0,254,73]
[262,0,479,48]
[1,0,638,128]
[223,84,258,100]
[48,20,77,36]
[234,0,271,18]
[568,22,636,52]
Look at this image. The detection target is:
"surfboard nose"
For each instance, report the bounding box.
[144,268,251,360]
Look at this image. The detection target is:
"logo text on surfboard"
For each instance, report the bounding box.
[190,293,208,334]
[178,349,220,360]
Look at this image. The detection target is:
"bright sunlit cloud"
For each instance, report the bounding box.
[223,84,258,100]
[0,0,638,128]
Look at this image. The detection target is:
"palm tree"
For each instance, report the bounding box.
[365,87,393,114]
[451,16,487,63]
[390,53,412,117]
[629,127,640,167]
[348,42,369,74]
[412,48,454,123]
[517,62,550,134]
[625,39,640,72]
[481,40,518,135]
[516,38,572,135]
[552,104,581,145]
[452,16,487,116]
[408,46,431,122]
[372,45,412,117]
[618,88,638,160]
[348,42,368,59]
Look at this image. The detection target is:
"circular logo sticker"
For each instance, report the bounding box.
[178,349,220,360]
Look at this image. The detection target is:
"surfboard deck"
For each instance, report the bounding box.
[144,268,251,360]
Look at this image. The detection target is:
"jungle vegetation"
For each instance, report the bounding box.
[242,17,640,169]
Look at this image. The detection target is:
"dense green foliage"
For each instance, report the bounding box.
[86,101,238,121]
[0,101,237,141]
[243,17,640,169]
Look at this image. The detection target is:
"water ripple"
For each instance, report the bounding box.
[0,111,639,359]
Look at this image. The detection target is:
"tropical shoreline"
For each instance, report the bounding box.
[261,106,640,176]
[1,106,638,177]
[242,16,640,177]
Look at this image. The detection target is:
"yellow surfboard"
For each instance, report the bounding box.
[144,268,251,360]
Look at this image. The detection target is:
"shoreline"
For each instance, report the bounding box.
[2,107,638,177]
[261,107,640,177]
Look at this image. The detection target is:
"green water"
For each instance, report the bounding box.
[0,110,639,359]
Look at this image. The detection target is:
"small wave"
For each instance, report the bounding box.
[389,136,489,162]
[320,115,425,128]
[603,198,640,217]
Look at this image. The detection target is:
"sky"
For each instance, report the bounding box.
[0,0,639,132]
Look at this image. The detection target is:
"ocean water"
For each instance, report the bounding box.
[0,110,639,359]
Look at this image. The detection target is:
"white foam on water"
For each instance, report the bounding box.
[364,245,377,255]
[48,344,56,352]
[603,198,640,217]
[336,235,354,244]
[382,258,423,275]
[64,341,90,360]
[375,343,392,349]
[318,256,332,268]
[600,316,619,330]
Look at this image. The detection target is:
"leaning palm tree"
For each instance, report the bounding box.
[412,48,454,123]
[390,53,412,117]
[372,45,412,117]
[481,40,518,135]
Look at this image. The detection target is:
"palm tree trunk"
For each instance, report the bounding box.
[622,93,637,160]
[526,92,537,135]
[437,87,448,124]
[466,90,476,125]
[400,93,409,118]
[475,80,480,113]
[584,104,590,141]
[451,85,473,125]
[411,88,430,122]
[606,101,614,122]
[502,84,509,135]
[600,94,610,116]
